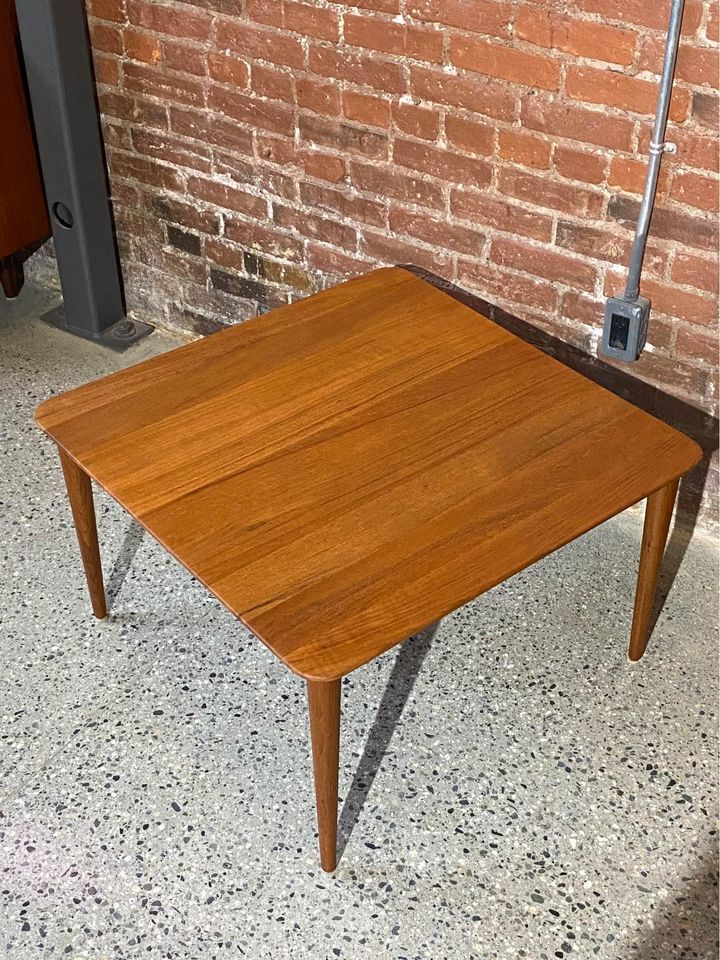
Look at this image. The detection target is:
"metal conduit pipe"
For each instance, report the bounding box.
[601,0,687,363]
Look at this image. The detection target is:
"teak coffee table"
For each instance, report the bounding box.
[36,267,701,871]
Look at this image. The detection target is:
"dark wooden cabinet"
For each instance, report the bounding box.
[0,0,49,298]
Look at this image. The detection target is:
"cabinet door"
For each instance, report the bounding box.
[0,0,49,262]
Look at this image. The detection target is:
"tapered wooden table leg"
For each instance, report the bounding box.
[628,478,679,662]
[58,447,107,619]
[307,678,341,872]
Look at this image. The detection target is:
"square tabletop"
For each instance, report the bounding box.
[36,267,701,681]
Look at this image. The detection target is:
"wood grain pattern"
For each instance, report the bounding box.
[37,267,701,679]
[628,479,679,662]
[307,679,341,872]
[58,448,107,620]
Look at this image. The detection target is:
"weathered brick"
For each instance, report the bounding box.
[300,182,387,227]
[498,130,551,169]
[100,89,168,127]
[692,91,719,130]
[309,46,406,93]
[114,207,164,243]
[306,243,374,277]
[458,260,560,313]
[522,96,634,151]
[285,2,340,41]
[245,0,283,27]
[491,237,598,290]
[605,270,718,325]
[671,169,720,212]
[126,0,211,40]
[561,290,605,328]
[450,37,561,91]
[150,194,221,234]
[124,61,205,106]
[297,77,341,116]
[111,150,185,192]
[445,116,494,156]
[515,10,637,66]
[132,127,212,174]
[360,230,454,274]
[621,351,711,400]
[394,138,492,188]
[406,0,513,38]
[215,152,298,201]
[566,66,690,121]
[162,40,206,76]
[451,188,554,242]
[148,246,207,284]
[608,194,719,252]
[246,254,314,293]
[109,180,139,209]
[90,21,123,55]
[251,64,294,102]
[299,115,389,159]
[102,118,132,150]
[216,21,305,69]
[167,224,202,256]
[187,0,244,13]
[329,0,399,12]
[553,146,607,184]
[391,101,439,140]
[671,252,720,294]
[708,2,720,42]
[639,128,719,173]
[303,153,346,183]
[640,35,720,88]
[608,156,671,196]
[574,0,703,34]
[123,29,162,63]
[209,54,250,88]
[497,168,605,218]
[94,54,120,86]
[88,0,125,24]
[389,205,486,256]
[273,203,358,249]
[187,176,267,218]
[168,306,227,338]
[345,14,443,63]
[210,268,270,302]
[255,133,301,166]
[349,161,445,209]
[675,324,720,363]
[343,90,391,128]
[556,221,637,268]
[208,86,295,137]
[170,107,254,155]
[208,231,300,271]
[409,65,518,121]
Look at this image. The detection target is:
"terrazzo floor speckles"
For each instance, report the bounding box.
[1,283,717,959]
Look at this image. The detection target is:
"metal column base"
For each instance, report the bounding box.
[42,305,154,352]
[17,0,132,340]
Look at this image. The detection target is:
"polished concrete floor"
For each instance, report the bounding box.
[1,282,718,960]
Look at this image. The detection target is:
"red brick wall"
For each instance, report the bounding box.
[87,0,718,517]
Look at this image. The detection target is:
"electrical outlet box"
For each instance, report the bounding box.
[600,296,651,363]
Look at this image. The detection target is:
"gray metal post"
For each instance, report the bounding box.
[15,0,152,349]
